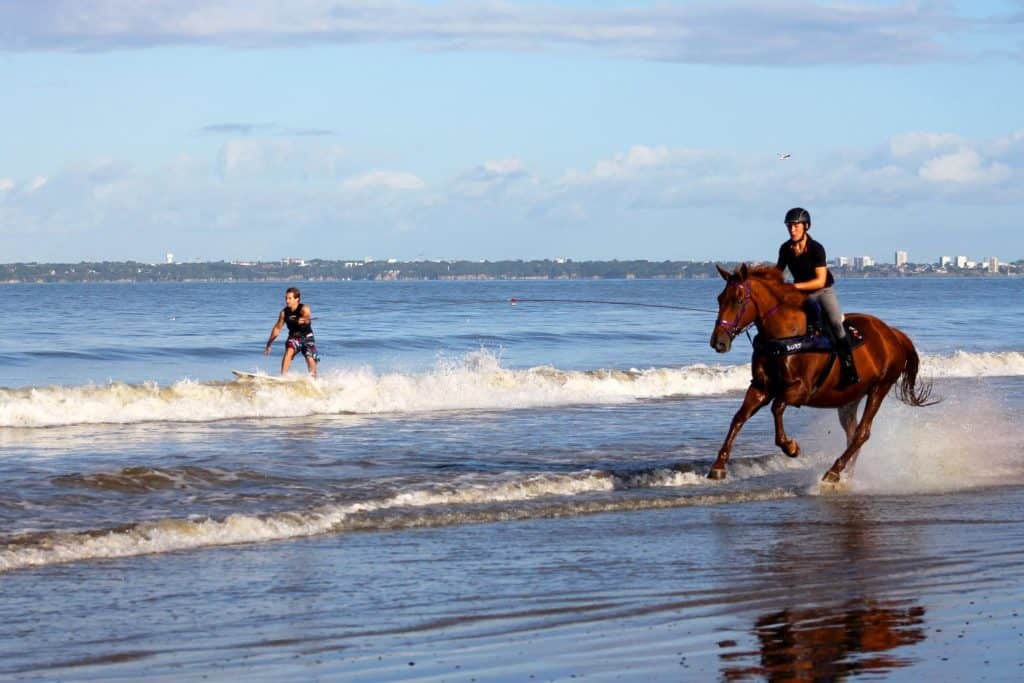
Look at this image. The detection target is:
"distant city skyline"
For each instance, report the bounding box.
[2,1,1023,263]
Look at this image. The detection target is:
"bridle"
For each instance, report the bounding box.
[715,280,781,341]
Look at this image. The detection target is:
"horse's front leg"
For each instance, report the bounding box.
[709,383,772,480]
[824,387,887,483]
[772,398,800,457]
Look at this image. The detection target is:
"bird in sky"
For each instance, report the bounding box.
[777,153,791,160]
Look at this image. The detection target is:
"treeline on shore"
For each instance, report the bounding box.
[2,258,1018,283]
[2,259,730,283]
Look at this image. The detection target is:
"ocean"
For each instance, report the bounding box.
[1,277,1023,681]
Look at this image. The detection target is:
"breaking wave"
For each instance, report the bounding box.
[0,455,805,573]
[0,350,1020,429]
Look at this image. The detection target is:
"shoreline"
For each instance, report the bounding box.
[3,258,1020,284]
[2,272,1020,285]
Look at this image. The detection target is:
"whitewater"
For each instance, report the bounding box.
[1,349,1020,428]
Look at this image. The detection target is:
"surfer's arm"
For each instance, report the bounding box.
[296,305,312,325]
[265,312,286,353]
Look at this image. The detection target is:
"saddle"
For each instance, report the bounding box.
[752,299,865,358]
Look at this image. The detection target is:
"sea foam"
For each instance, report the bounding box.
[0,350,1019,429]
[0,461,799,573]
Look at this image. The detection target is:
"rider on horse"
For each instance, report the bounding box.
[776,207,859,388]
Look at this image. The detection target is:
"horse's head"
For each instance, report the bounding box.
[710,263,757,353]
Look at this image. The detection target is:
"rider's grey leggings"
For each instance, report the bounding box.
[806,286,846,340]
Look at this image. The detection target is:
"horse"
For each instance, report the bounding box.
[707,263,935,483]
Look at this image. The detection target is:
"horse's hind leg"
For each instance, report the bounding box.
[709,384,772,480]
[838,399,861,447]
[772,398,800,457]
[835,397,860,466]
[824,389,888,483]
[836,399,863,475]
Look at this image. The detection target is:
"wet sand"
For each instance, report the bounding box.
[4,481,1024,681]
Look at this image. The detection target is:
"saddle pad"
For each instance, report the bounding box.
[754,321,865,357]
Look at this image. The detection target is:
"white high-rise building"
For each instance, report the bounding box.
[853,256,875,270]
[895,250,908,267]
[835,256,849,268]
[165,252,174,264]
[955,255,968,268]
[988,257,1000,273]
[939,256,952,267]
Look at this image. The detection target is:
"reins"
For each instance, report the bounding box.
[715,280,782,341]
[508,297,716,314]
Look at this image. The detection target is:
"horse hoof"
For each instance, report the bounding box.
[785,443,800,458]
[707,468,727,480]
[822,470,840,484]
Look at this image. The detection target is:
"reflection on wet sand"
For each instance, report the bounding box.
[720,597,926,681]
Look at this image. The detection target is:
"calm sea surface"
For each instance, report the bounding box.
[1,277,1022,680]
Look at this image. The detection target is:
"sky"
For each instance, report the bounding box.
[1,0,1023,264]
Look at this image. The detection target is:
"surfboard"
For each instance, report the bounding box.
[231,370,289,382]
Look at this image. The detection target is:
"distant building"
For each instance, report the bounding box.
[894,250,908,267]
[955,255,968,268]
[835,256,849,268]
[939,256,952,267]
[853,256,875,270]
[988,257,1000,273]
[165,252,174,264]
[281,257,306,267]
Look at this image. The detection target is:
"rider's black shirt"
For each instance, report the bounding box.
[777,236,834,289]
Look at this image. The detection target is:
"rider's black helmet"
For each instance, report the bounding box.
[784,207,811,227]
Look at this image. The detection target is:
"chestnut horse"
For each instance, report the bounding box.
[708,263,935,483]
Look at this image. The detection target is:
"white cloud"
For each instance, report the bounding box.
[919,148,1011,184]
[218,139,346,180]
[451,157,534,200]
[5,128,1024,262]
[481,158,525,176]
[341,170,425,193]
[890,132,963,158]
[988,129,1024,158]
[219,139,291,178]
[0,1,1003,66]
[563,145,716,185]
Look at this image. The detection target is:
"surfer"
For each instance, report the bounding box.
[776,207,859,387]
[264,287,319,377]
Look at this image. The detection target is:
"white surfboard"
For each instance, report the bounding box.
[231,370,290,382]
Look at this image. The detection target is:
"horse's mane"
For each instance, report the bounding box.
[742,263,805,306]
[745,264,785,283]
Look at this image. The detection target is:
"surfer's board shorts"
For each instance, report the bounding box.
[286,334,320,362]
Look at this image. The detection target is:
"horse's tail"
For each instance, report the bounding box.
[893,329,939,407]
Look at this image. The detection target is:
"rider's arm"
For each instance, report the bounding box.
[792,266,828,291]
[297,305,312,326]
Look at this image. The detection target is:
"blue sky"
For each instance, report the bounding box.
[1,0,1022,264]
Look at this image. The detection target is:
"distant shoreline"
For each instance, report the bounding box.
[1,258,1020,284]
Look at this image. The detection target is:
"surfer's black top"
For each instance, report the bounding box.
[777,236,834,289]
[283,305,313,338]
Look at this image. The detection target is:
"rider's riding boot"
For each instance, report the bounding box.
[836,335,860,388]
